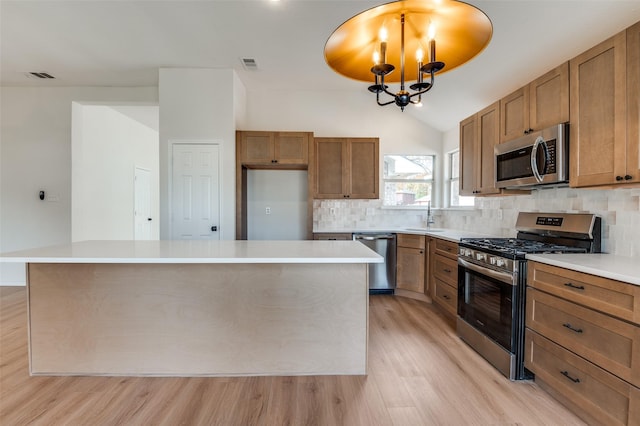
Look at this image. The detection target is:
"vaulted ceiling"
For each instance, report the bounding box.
[3,0,640,132]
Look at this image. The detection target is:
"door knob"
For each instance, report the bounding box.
[211,226,217,232]
[147,218,152,221]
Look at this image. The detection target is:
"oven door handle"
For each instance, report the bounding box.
[530,136,548,183]
[458,258,516,286]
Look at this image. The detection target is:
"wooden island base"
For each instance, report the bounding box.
[27,262,368,376]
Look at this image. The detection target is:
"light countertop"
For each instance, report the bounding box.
[316,228,496,243]
[526,253,640,286]
[0,240,383,264]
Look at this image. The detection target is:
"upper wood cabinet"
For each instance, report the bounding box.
[626,21,640,185]
[238,131,310,166]
[569,31,628,187]
[459,102,501,196]
[499,62,569,143]
[313,137,379,199]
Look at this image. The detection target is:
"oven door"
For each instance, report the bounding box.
[457,258,517,352]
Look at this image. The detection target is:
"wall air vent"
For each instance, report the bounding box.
[26,72,55,79]
[241,58,258,71]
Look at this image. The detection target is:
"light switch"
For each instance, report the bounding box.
[265,207,271,215]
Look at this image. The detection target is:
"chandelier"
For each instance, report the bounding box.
[324,0,493,111]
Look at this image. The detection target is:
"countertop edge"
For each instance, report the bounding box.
[526,253,640,286]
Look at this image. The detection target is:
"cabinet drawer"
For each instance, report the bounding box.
[528,261,640,325]
[398,233,425,250]
[433,278,457,316]
[433,254,458,287]
[527,287,640,386]
[525,330,639,426]
[433,238,458,260]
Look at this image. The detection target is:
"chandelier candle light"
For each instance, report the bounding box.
[324,0,492,111]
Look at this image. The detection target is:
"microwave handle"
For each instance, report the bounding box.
[530,136,548,183]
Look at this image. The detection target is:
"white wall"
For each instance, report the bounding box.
[159,68,245,241]
[0,86,158,285]
[72,104,159,241]
[247,170,307,240]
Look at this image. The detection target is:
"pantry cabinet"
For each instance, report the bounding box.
[499,62,569,143]
[238,131,311,166]
[525,261,640,426]
[459,102,500,196]
[569,31,629,187]
[313,137,379,199]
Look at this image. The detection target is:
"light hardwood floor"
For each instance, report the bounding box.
[0,287,584,425]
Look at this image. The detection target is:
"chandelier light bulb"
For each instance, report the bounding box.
[379,27,388,42]
[373,51,380,64]
[416,48,424,62]
[428,22,437,40]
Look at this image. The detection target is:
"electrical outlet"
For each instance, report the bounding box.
[265,207,271,215]
[330,208,336,215]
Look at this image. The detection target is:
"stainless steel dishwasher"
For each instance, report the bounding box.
[353,233,397,294]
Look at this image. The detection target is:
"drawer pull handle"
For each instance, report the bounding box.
[562,323,583,333]
[442,294,451,300]
[560,370,581,384]
[443,268,452,273]
[564,282,585,290]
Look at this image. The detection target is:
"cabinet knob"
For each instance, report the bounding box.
[625,175,633,180]
[616,175,624,181]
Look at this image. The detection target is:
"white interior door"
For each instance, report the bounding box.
[171,144,220,240]
[134,167,152,240]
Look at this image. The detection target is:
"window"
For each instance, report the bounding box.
[448,150,474,207]
[383,155,434,207]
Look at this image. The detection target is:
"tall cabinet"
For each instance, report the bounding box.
[569,31,628,187]
[459,102,501,196]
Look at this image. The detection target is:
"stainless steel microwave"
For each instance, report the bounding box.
[495,123,569,189]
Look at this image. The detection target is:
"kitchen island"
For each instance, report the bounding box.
[1,240,382,377]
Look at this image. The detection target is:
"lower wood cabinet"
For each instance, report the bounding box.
[526,261,640,425]
[429,237,459,317]
[396,234,426,293]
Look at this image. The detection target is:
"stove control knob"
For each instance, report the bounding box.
[465,249,472,257]
[489,256,497,265]
[476,253,486,262]
[496,258,506,268]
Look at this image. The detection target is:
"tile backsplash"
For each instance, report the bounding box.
[313,187,640,257]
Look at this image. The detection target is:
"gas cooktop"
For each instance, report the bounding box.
[459,237,588,257]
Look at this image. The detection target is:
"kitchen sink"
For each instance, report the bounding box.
[404,228,444,232]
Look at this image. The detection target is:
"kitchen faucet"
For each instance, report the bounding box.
[426,201,435,230]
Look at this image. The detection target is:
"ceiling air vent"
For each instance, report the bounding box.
[26,72,55,79]
[241,58,258,71]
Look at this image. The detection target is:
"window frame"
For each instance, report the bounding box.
[382,154,436,208]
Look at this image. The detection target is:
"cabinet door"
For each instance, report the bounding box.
[627,21,640,183]
[500,86,529,143]
[397,246,425,293]
[476,102,501,195]
[459,114,477,196]
[348,138,379,199]
[530,62,569,132]
[314,138,347,198]
[570,31,627,187]
[274,132,309,165]
[240,132,274,164]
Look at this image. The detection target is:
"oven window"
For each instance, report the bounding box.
[458,267,515,351]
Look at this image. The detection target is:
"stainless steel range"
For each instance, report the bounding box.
[456,212,601,380]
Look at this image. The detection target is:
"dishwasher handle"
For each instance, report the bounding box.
[354,234,396,241]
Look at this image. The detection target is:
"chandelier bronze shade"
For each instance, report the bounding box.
[324,0,493,110]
